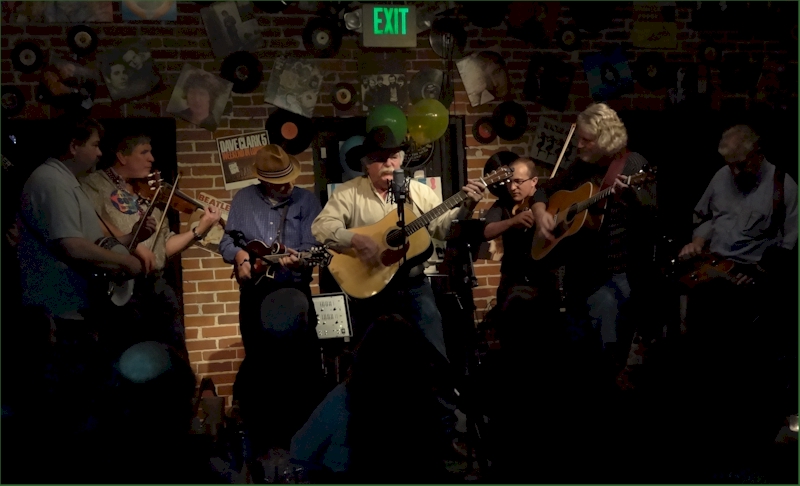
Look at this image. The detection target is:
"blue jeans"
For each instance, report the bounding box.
[586,273,631,348]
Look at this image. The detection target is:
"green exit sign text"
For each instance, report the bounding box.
[363,5,417,47]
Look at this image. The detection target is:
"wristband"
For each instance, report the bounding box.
[191,226,204,241]
[239,259,249,267]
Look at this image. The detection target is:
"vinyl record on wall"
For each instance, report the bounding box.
[408,68,444,105]
[472,117,497,144]
[697,41,721,66]
[555,25,581,51]
[1,86,25,118]
[429,17,467,59]
[67,25,98,57]
[221,51,263,93]
[266,109,316,155]
[302,17,342,58]
[11,42,45,74]
[331,82,356,111]
[492,101,528,141]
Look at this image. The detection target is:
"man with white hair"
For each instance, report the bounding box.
[537,102,657,371]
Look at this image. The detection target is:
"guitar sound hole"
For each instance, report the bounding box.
[386,229,405,248]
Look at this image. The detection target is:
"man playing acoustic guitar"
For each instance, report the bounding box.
[311,125,485,457]
[536,103,658,373]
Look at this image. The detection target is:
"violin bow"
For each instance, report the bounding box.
[127,185,163,252]
[549,123,576,179]
[147,172,181,250]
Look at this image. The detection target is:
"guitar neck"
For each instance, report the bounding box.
[404,190,470,236]
[574,186,615,213]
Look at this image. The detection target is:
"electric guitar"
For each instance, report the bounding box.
[531,168,655,261]
[326,167,513,299]
[229,231,332,286]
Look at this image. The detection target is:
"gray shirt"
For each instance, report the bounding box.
[693,159,798,263]
[17,158,106,319]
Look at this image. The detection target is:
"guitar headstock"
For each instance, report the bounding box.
[481,165,515,188]
[629,165,657,185]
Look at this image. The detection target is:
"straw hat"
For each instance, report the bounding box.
[253,144,301,184]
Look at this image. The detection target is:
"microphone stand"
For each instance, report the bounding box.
[392,169,407,265]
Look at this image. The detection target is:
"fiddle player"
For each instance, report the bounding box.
[536,103,657,373]
[218,144,323,455]
[80,133,221,359]
[482,157,557,308]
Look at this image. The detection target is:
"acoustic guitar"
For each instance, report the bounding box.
[531,169,654,261]
[326,166,513,299]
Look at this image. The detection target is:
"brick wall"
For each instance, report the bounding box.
[3,1,795,405]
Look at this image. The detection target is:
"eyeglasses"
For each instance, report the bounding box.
[509,177,534,187]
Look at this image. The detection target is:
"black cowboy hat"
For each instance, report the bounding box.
[345,125,409,172]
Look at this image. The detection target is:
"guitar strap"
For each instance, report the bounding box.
[600,151,631,190]
[274,203,291,245]
[766,166,785,239]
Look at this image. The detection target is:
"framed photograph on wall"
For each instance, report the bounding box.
[167,64,233,131]
[97,39,161,102]
[201,1,261,58]
[264,57,322,118]
[359,73,409,112]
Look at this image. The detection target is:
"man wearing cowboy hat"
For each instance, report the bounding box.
[81,132,221,360]
[312,126,485,454]
[219,144,324,452]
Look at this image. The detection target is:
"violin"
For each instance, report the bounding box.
[131,170,226,228]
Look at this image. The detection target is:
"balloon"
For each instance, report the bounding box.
[407,99,449,145]
[339,135,365,182]
[366,104,407,142]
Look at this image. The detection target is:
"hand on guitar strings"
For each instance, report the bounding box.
[534,208,556,241]
[733,272,754,286]
[610,175,635,202]
[133,243,157,274]
[278,247,303,270]
[350,233,381,267]
[678,238,705,259]
[462,180,485,205]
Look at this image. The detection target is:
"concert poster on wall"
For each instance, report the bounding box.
[216,130,268,190]
[188,192,231,255]
[530,117,578,172]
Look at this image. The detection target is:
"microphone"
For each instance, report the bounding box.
[392,168,406,203]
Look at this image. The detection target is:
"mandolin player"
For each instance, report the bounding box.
[80,132,221,360]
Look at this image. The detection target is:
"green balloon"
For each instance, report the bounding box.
[366,104,407,142]
[407,99,449,145]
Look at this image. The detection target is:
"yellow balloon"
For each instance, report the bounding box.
[407,99,449,145]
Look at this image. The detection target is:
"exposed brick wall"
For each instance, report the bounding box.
[3,1,795,406]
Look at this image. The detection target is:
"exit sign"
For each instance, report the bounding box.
[363,5,417,47]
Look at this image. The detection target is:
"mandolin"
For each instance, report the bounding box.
[531,168,655,261]
[228,230,332,285]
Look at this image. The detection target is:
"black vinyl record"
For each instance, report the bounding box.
[634,52,666,91]
[1,86,25,118]
[555,25,581,51]
[302,17,342,58]
[332,82,356,110]
[429,17,467,59]
[569,1,618,33]
[221,51,263,93]
[463,1,509,28]
[404,141,435,170]
[408,68,444,105]
[266,109,315,155]
[252,1,294,13]
[697,41,721,67]
[492,101,528,141]
[67,25,98,57]
[11,42,45,74]
[472,117,497,144]
[484,150,518,198]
